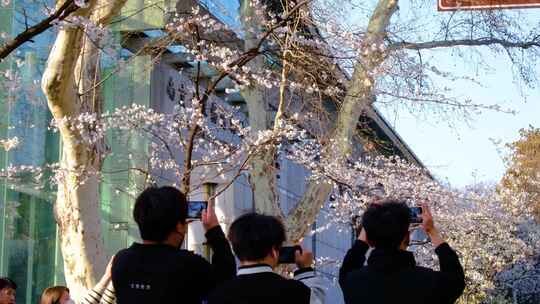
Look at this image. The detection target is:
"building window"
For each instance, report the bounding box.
[178,84,186,106]
[166,77,176,101]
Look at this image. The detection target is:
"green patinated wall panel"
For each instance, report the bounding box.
[115,0,172,31]
[1,191,57,304]
[101,53,152,254]
[0,48,59,304]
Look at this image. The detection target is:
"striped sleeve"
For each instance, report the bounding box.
[82,282,116,304]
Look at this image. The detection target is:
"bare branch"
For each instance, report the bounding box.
[388,37,540,52]
[0,0,79,61]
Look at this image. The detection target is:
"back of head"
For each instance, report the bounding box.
[228,213,286,261]
[133,186,187,242]
[0,278,16,292]
[362,200,411,249]
[40,286,69,304]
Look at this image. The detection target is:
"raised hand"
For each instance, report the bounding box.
[421,203,444,247]
[98,255,115,286]
[201,202,219,231]
[295,247,314,269]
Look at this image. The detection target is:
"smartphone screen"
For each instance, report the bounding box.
[278,245,302,264]
[409,206,423,224]
[187,201,207,219]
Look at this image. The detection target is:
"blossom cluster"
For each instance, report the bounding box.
[0,136,19,151]
[289,144,540,302]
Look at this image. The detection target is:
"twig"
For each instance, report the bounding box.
[388,38,540,52]
[0,0,79,60]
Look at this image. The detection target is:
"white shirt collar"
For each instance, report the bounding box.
[237,264,274,275]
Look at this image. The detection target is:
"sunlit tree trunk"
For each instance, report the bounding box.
[41,0,126,299]
[286,0,398,241]
[240,0,283,217]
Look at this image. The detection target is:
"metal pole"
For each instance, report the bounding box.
[187,183,217,260]
[202,183,217,260]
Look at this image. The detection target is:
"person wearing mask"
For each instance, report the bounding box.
[111,186,236,304]
[0,278,16,304]
[339,200,465,304]
[208,213,326,304]
[40,286,73,304]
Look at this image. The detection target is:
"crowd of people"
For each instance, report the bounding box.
[0,186,465,304]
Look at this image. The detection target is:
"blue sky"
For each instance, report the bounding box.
[379,45,540,187]
[334,2,540,187]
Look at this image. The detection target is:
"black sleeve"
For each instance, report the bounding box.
[434,243,466,303]
[188,254,215,301]
[290,280,312,304]
[338,240,369,289]
[207,287,225,304]
[205,226,237,283]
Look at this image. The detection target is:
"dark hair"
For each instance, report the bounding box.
[133,186,187,242]
[40,286,69,304]
[362,200,411,249]
[0,278,16,291]
[228,213,286,261]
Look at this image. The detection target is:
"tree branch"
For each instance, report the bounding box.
[388,38,540,52]
[0,0,79,61]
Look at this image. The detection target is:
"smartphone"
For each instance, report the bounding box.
[187,201,207,219]
[409,206,423,224]
[278,245,302,264]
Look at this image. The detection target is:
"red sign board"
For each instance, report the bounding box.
[438,0,540,10]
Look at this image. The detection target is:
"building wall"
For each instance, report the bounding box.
[0,1,61,301]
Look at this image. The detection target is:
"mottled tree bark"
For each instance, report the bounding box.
[41,0,126,299]
[240,0,283,217]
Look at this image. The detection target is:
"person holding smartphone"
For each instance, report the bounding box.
[339,200,465,304]
[208,213,326,304]
[111,186,236,304]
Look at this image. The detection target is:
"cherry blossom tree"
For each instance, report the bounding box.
[1,0,540,301]
[183,0,540,244]
[292,153,540,303]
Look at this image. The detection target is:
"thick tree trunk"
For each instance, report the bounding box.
[42,11,104,299]
[286,0,399,241]
[55,155,105,299]
[248,147,281,216]
[240,0,282,217]
[41,0,126,299]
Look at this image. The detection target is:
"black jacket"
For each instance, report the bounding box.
[112,226,236,304]
[208,264,312,304]
[339,241,465,304]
